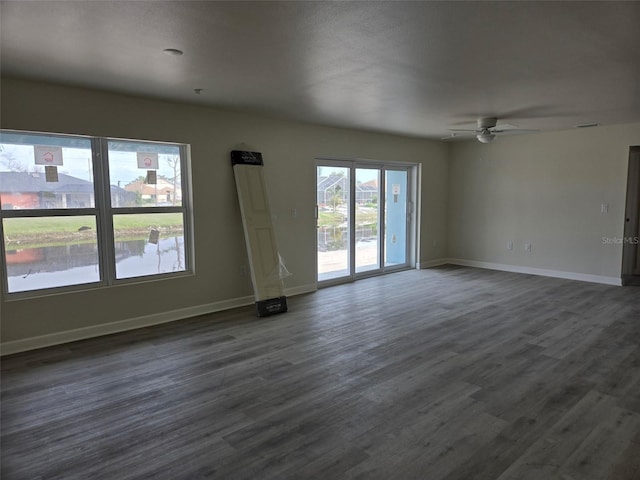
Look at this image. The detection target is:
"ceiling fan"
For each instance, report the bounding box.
[443,117,538,143]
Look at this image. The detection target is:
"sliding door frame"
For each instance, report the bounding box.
[316,157,418,287]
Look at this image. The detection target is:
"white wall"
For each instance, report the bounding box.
[3,77,636,352]
[0,77,449,351]
[448,123,640,282]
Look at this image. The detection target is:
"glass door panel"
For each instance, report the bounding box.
[355,168,380,274]
[317,160,413,285]
[317,166,350,281]
[384,169,408,267]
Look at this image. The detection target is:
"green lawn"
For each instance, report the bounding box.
[318,211,345,227]
[318,209,378,227]
[112,213,184,230]
[3,216,97,236]
[3,213,183,238]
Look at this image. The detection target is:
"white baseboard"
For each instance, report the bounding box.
[285,283,317,296]
[0,295,255,356]
[417,258,449,269]
[4,261,619,356]
[447,258,622,286]
[0,285,317,356]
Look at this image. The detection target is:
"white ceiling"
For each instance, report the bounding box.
[1,1,639,139]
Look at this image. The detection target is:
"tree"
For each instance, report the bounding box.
[166,156,180,206]
[327,185,343,213]
[0,148,28,172]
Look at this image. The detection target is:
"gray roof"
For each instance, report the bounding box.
[0,171,94,193]
[317,175,377,194]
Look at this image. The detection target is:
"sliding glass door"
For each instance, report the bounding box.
[385,169,409,268]
[316,165,350,282]
[355,168,380,274]
[317,160,414,284]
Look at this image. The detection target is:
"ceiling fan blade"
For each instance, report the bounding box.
[454,106,575,121]
[490,123,520,130]
[441,132,475,140]
[448,128,477,132]
[496,106,576,120]
[493,128,539,135]
[448,121,479,128]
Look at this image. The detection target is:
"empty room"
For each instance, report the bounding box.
[1,1,639,479]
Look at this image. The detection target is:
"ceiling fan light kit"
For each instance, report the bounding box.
[476,131,496,143]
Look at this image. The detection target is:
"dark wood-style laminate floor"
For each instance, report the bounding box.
[1,266,639,480]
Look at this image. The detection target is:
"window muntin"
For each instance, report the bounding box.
[0,130,191,296]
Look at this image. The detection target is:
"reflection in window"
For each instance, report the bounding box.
[3,216,99,292]
[112,213,185,279]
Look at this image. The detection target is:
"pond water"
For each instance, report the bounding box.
[6,236,185,292]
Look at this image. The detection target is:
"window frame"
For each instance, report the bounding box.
[316,157,417,287]
[0,130,194,299]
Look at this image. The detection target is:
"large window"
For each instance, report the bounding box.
[0,130,192,295]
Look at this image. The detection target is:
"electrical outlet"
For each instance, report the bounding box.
[525,243,532,252]
[601,203,609,214]
[240,265,247,277]
[507,241,513,251]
